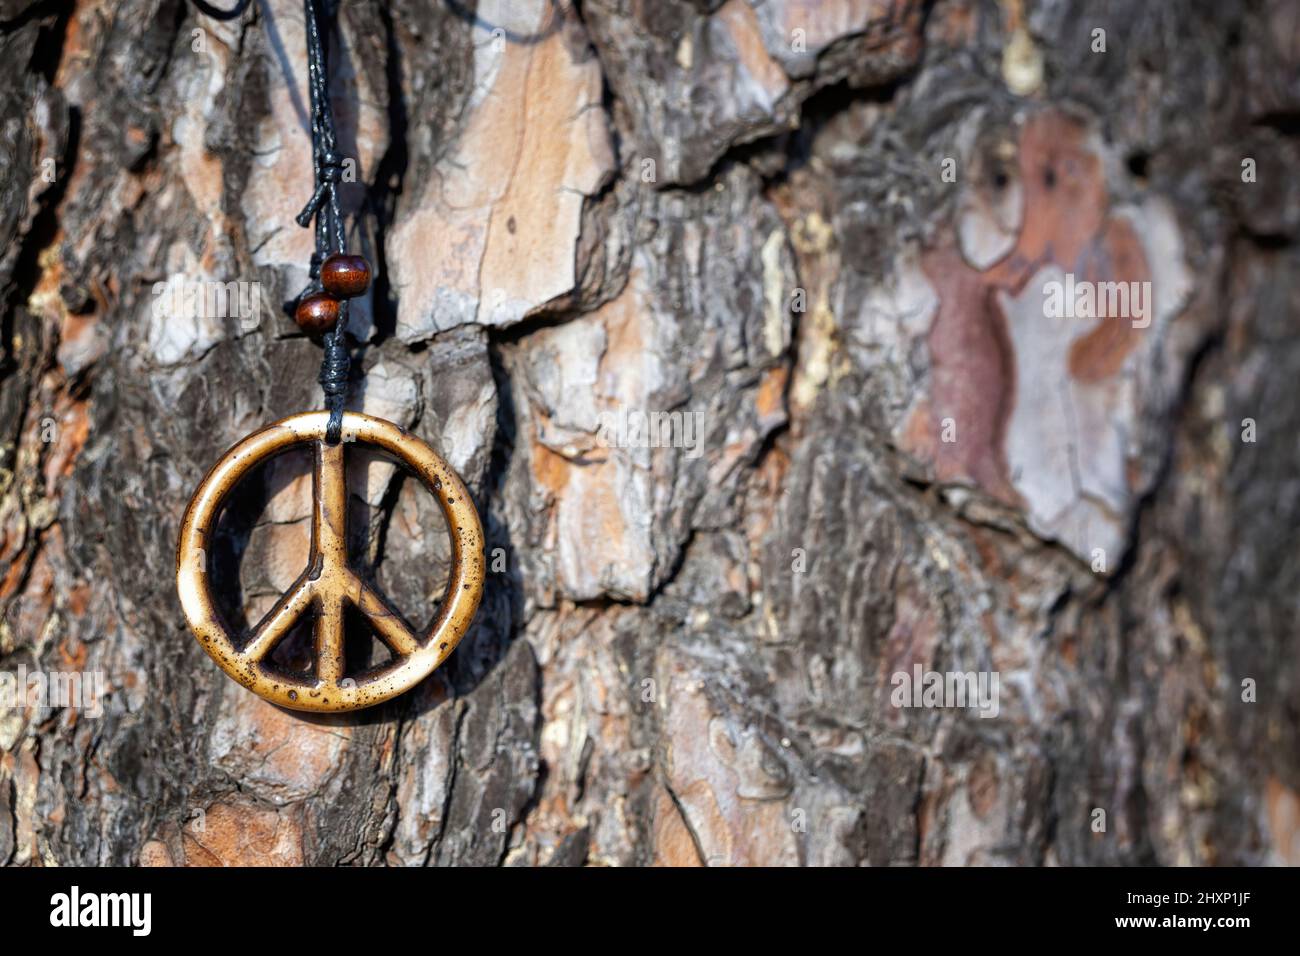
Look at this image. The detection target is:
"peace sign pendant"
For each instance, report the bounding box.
[176,411,485,713]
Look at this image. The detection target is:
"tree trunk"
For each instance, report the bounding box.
[1,0,1297,867]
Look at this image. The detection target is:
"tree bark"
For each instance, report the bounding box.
[1,0,1297,866]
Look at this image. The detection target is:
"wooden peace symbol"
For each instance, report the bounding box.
[176,411,485,712]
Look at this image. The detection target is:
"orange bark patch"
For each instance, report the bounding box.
[651,787,704,867]
[919,245,1018,502]
[43,394,91,493]
[6,544,56,643]
[209,693,351,801]
[65,582,91,616]
[0,559,26,603]
[531,440,573,497]
[967,754,1000,819]
[181,802,305,867]
[1266,777,1300,865]
[755,365,788,423]
[989,110,1107,286]
[138,840,174,867]
[392,0,613,334]
[717,0,790,103]
[56,636,87,671]
[596,272,647,398]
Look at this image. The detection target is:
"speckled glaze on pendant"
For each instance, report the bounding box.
[176,411,484,712]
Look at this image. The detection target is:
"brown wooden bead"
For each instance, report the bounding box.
[320,253,371,299]
[294,292,341,335]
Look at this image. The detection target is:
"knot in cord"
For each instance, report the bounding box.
[295,150,346,227]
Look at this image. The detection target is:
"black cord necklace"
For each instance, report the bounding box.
[176,0,486,713]
[293,0,354,446]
